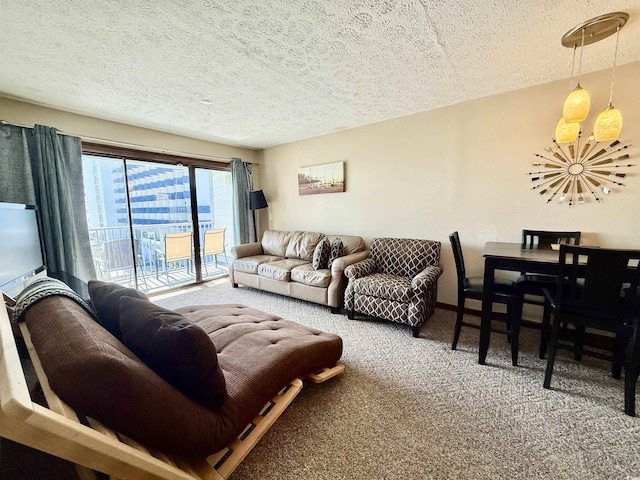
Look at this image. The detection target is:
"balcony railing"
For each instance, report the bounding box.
[88,221,231,293]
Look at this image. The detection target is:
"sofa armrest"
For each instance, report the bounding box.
[411,265,444,291]
[326,250,370,309]
[230,242,263,259]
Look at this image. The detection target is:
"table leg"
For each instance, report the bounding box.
[478,258,495,365]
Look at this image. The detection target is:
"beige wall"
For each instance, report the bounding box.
[260,61,640,307]
[0,96,259,163]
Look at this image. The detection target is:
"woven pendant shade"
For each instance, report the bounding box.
[562,85,590,123]
[593,105,623,142]
[555,117,579,143]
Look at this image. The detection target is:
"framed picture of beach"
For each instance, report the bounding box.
[298,161,345,195]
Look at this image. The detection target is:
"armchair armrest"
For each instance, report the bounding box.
[344,257,377,280]
[411,265,444,291]
[230,242,263,259]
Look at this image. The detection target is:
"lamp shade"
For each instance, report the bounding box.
[593,105,623,142]
[562,85,590,123]
[249,190,268,210]
[554,117,579,144]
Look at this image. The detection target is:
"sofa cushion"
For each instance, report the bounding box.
[258,259,309,281]
[285,231,325,261]
[88,280,148,339]
[312,237,331,270]
[328,237,344,269]
[119,296,227,410]
[233,254,284,274]
[291,263,332,287]
[327,234,367,255]
[261,230,293,257]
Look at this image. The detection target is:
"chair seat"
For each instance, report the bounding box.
[464,276,521,298]
[350,273,412,302]
[516,273,556,294]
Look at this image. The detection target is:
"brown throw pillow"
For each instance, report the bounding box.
[119,296,227,410]
[312,237,331,270]
[88,280,148,339]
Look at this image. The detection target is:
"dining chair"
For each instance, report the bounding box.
[202,228,228,276]
[541,244,640,416]
[516,230,581,356]
[449,232,524,365]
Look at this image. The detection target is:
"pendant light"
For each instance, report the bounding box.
[562,29,590,123]
[594,25,623,142]
[555,117,579,144]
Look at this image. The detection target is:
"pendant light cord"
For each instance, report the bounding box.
[577,28,585,85]
[608,26,621,106]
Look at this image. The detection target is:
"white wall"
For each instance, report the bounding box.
[260,61,640,307]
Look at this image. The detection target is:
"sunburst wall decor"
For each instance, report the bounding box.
[528,134,634,206]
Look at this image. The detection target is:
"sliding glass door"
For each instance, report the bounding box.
[82,154,233,293]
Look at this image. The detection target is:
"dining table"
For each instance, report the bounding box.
[478,241,561,365]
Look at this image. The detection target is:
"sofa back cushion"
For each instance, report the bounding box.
[285,231,325,261]
[261,230,293,257]
[371,238,441,278]
[119,296,227,409]
[326,235,367,256]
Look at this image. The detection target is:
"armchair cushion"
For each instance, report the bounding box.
[350,273,412,302]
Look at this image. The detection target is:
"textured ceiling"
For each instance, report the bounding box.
[2,1,640,149]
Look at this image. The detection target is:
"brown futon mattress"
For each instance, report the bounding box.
[25,297,342,457]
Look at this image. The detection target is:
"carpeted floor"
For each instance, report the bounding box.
[3,280,639,479]
[153,281,640,480]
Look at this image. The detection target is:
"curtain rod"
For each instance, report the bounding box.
[0,119,236,163]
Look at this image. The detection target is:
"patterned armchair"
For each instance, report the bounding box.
[344,238,443,337]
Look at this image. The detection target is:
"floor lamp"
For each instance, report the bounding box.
[249,190,268,241]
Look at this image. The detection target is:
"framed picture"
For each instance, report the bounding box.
[298,161,345,195]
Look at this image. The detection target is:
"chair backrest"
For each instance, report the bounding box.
[165,232,193,262]
[370,237,440,278]
[448,232,467,291]
[522,230,581,249]
[102,238,136,270]
[203,228,225,256]
[556,245,640,323]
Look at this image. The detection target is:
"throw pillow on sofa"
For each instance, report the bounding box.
[312,237,331,270]
[88,280,148,339]
[119,296,227,410]
[328,237,344,269]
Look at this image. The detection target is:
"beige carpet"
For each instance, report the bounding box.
[155,281,640,480]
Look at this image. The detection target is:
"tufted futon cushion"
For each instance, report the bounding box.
[25,296,342,458]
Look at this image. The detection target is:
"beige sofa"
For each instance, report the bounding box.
[230,230,369,312]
